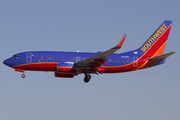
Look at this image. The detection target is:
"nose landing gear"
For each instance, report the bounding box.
[22,74,25,78]
[84,74,91,83]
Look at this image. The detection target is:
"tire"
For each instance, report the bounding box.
[22,74,25,78]
[84,74,91,83]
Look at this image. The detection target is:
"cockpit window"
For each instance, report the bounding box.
[12,55,20,58]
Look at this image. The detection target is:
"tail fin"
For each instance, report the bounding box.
[137,20,173,58]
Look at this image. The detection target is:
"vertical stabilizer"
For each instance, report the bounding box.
[137,21,173,58]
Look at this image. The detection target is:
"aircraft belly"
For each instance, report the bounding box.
[14,62,57,71]
[102,64,135,73]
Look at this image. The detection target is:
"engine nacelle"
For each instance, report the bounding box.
[56,62,76,73]
[55,72,74,78]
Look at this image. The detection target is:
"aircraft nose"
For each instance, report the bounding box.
[3,58,12,67]
[3,59,8,65]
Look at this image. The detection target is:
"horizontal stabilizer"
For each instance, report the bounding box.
[149,52,176,61]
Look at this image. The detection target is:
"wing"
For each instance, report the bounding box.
[75,34,126,71]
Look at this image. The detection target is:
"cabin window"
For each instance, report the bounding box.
[49,57,51,59]
[44,57,46,59]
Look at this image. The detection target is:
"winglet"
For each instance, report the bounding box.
[114,34,126,49]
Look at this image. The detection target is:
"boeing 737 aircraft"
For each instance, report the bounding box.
[3,21,175,83]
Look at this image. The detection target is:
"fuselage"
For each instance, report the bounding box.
[4,50,143,74]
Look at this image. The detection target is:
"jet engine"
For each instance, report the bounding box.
[55,62,76,78]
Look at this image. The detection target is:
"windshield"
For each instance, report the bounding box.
[12,55,20,58]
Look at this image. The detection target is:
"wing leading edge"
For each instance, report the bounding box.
[76,34,126,70]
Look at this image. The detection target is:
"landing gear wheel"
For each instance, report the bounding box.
[22,74,25,78]
[84,74,91,83]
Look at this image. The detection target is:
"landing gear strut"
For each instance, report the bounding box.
[22,74,25,78]
[84,74,91,83]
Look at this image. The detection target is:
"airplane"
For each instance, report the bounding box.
[3,20,175,83]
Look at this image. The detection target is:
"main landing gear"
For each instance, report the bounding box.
[84,73,91,83]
